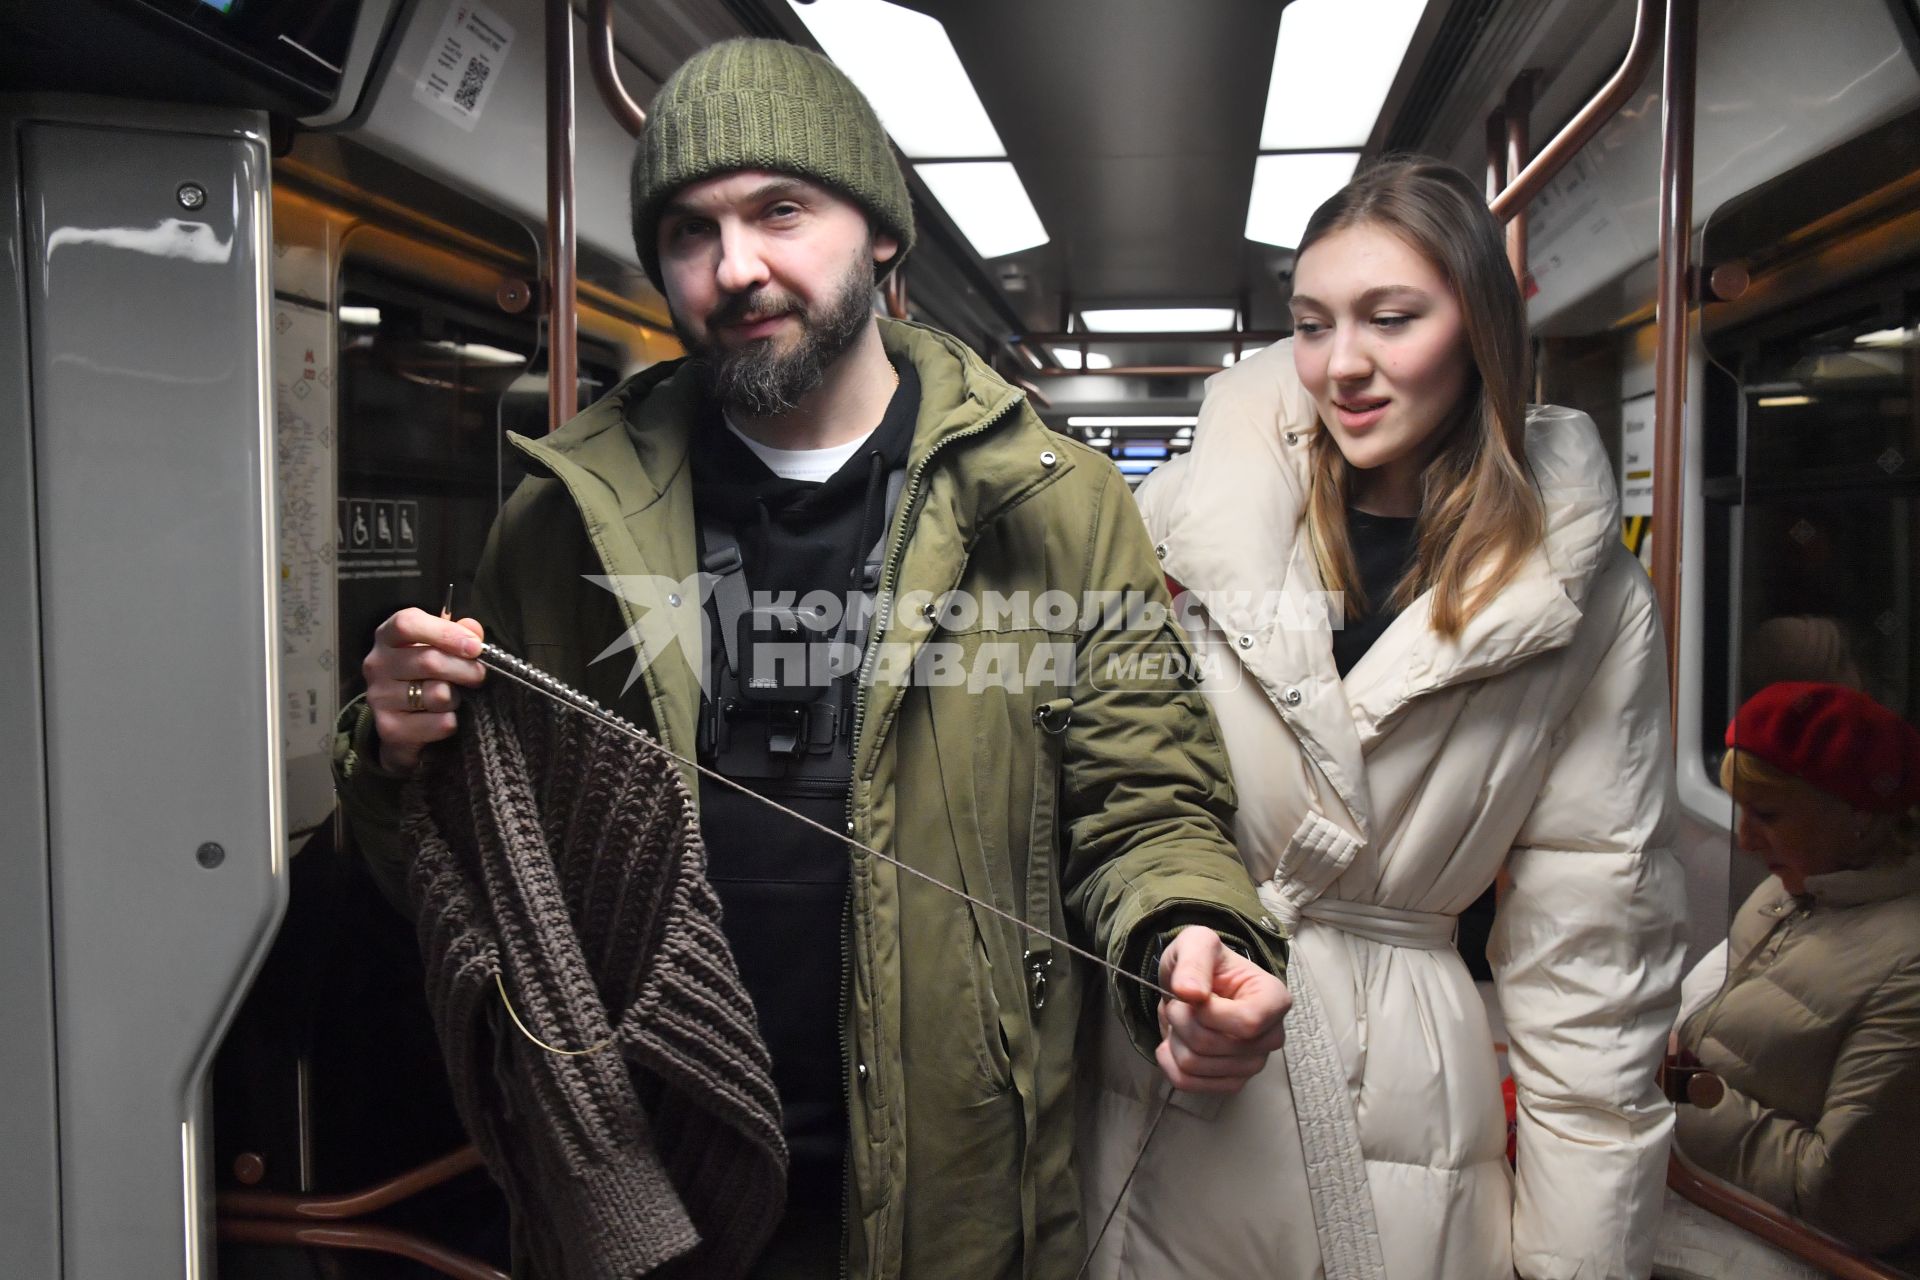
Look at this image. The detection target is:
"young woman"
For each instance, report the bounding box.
[1674,681,1920,1264]
[1080,158,1688,1280]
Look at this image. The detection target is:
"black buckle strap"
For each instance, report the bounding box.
[701,525,749,678]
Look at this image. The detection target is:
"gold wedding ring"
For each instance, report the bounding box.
[406,680,426,712]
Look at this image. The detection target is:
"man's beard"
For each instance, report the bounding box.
[677,254,877,418]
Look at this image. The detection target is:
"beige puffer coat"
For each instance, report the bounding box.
[1078,345,1688,1280]
[1677,859,1920,1261]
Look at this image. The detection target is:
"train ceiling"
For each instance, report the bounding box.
[604,0,1642,400]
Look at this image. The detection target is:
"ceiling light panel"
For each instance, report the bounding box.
[1259,0,1429,150]
[1080,308,1237,333]
[1050,348,1114,371]
[1066,415,1199,428]
[787,0,1007,159]
[914,162,1049,258]
[1245,151,1361,248]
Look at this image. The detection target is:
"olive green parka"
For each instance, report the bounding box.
[333,319,1284,1279]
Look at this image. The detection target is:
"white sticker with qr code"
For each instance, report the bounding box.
[412,0,515,131]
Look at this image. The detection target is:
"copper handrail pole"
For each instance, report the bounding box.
[1485,109,1506,205]
[1014,341,1052,370]
[217,1145,486,1221]
[219,1218,509,1280]
[1651,0,1696,721]
[1489,0,1659,222]
[1504,74,1533,282]
[1011,376,1053,410]
[546,0,580,432]
[588,0,648,138]
[1666,1152,1906,1280]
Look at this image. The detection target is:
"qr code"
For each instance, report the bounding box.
[453,57,490,112]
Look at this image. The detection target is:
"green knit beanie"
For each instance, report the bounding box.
[631,38,915,290]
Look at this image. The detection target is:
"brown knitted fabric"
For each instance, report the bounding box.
[402,677,787,1279]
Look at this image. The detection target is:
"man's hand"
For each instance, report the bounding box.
[1154,925,1291,1094]
[361,608,488,775]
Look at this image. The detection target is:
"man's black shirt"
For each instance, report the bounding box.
[688,360,919,1186]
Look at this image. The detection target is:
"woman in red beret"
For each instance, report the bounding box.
[1675,681,1920,1263]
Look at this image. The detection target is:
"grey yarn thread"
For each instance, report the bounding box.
[475,640,1187,1271]
[477,641,1180,1006]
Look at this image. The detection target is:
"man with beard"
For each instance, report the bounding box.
[335,37,1290,1279]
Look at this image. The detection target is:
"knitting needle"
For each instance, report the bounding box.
[440,582,455,622]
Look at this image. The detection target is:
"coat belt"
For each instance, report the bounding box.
[1299,897,1457,951]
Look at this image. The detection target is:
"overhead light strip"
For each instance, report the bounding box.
[1079,308,1237,333]
[1245,151,1361,249]
[1066,415,1199,428]
[789,0,1050,259]
[1050,348,1114,371]
[1258,0,1430,151]
[1244,0,1430,248]
[914,162,1049,258]
[786,0,1006,158]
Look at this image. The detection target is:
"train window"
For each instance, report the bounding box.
[1703,272,1920,766]
[334,270,620,703]
[1683,267,1920,1273]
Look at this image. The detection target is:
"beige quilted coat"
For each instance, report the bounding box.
[1079,344,1689,1280]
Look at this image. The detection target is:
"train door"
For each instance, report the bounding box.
[1655,105,1920,1280]
[207,134,664,1278]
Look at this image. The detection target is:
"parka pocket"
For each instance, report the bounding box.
[920,631,1072,1092]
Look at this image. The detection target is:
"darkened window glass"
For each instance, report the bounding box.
[1689,274,1920,1268]
[1702,277,1920,766]
[335,271,619,701]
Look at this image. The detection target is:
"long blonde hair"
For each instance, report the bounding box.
[1297,157,1544,638]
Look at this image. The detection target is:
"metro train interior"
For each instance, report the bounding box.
[3,0,1919,1276]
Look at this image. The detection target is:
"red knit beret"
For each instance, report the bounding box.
[1727,682,1920,812]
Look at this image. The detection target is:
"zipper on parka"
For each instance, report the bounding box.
[837,393,1023,1278]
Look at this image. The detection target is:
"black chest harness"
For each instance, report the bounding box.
[694,467,907,785]
[690,452,1064,1014]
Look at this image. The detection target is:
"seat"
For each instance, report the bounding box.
[211,822,510,1278]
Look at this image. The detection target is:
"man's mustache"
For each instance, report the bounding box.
[707,290,801,329]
